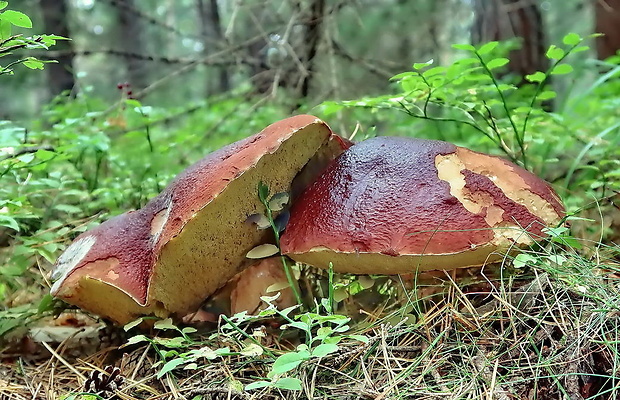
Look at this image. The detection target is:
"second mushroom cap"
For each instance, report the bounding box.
[280,136,565,273]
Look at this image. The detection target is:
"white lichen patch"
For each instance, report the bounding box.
[150,204,171,241]
[50,235,97,294]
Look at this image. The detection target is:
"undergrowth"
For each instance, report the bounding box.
[0,25,619,400]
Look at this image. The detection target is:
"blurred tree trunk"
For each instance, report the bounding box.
[196,0,230,94]
[114,0,147,92]
[299,0,326,99]
[471,0,548,83]
[39,0,75,98]
[595,0,620,60]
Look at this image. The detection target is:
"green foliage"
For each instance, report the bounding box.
[0,2,68,76]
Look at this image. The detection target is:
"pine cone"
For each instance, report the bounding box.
[84,366,124,399]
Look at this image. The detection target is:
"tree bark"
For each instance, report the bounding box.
[595,0,620,60]
[471,0,548,82]
[196,0,230,94]
[299,0,326,99]
[115,0,147,92]
[39,0,75,98]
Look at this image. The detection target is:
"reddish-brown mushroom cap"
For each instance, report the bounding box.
[280,136,565,273]
[51,115,344,324]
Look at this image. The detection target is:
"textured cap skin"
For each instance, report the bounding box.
[280,136,564,273]
[51,115,341,324]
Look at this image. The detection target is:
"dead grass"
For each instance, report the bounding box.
[1,246,619,400]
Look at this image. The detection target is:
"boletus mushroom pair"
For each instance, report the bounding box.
[51,116,564,324]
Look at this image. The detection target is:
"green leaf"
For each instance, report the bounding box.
[0,18,10,40]
[311,343,339,358]
[562,33,581,46]
[157,357,187,378]
[513,253,538,269]
[269,351,311,376]
[0,10,32,28]
[477,41,498,55]
[0,2,8,11]
[348,334,369,343]
[546,45,564,60]
[525,71,546,83]
[551,64,574,75]
[486,58,509,70]
[452,43,476,51]
[123,318,144,331]
[245,380,272,391]
[258,181,269,203]
[537,90,556,100]
[22,58,44,70]
[413,59,433,70]
[0,215,19,231]
[572,46,589,53]
[37,294,54,314]
[273,377,302,391]
[154,317,179,331]
[125,334,150,346]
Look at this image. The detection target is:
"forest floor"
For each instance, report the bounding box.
[1,249,619,400]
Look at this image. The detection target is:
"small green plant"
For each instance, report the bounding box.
[0,1,68,75]
[252,181,303,305]
[237,296,368,391]
[322,33,595,171]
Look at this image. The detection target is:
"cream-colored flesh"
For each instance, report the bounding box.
[150,126,331,315]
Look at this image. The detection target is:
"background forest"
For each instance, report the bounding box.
[1,0,620,399]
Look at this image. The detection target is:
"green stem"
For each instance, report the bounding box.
[474,51,525,168]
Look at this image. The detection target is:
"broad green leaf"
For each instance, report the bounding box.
[157,357,187,378]
[572,46,589,53]
[562,33,581,46]
[390,71,414,80]
[0,2,8,11]
[422,66,447,78]
[537,90,556,100]
[525,71,546,83]
[486,58,509,70]
[358,275,374,289]
[452,43,475,51]
[513,253,538,269]
[551,64,574,75]
[273,377,302,391]
[125,334,150,346]
[0,215,19,231]
[37,294,54,314]
[477,41,498,55]
[311,343,339,358]
[22,58,44,70]
[154,317,178,331]
[0,10,32,28]
[269,351,310,376]
[0,18,10,40]
[348,334,369,343]
[245,380,272,391]
[546,45,564,60]
[413,59,433,70]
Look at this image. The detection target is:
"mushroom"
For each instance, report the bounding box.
[280,136,565,273]
[229,257,296,315]
[50,115,347,324]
